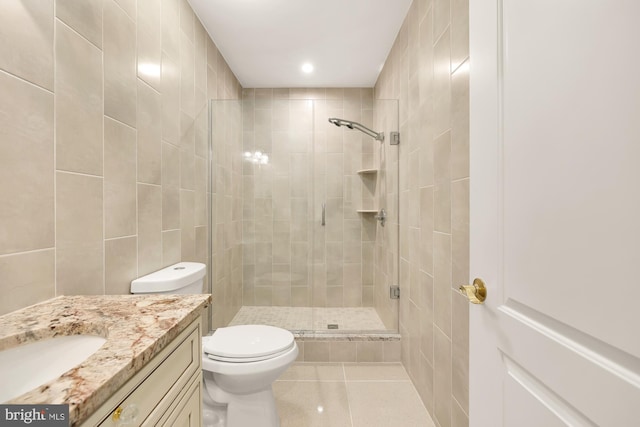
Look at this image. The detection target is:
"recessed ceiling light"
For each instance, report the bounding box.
[301,62,314,73]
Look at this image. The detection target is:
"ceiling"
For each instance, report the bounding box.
[188,0,413,88]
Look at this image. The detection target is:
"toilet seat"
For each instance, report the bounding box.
[203,325,295,363]
[205,342,295,363]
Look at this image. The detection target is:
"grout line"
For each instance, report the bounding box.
[137,75,161,96]
[137,181,163,188]
[110,0,136,23]
[451,57,470,75]
[159,58,164,266]
[0,68,53,94]
[343,379,413,383]
[55,17,101,52]
[55,169,104,179]
[452,395,469,418]
[104,112,137,131]
[104,234,138,242]
[452,176,470,184]
[134,0,139,280]
[433,323,453,343]
[102,13,106,296]
[433,128,452,140]
[342,362,355,427]
[53,0,58,298]
[433,20,451,47]
[0,248,55,260]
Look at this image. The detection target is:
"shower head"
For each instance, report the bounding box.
[327,118,384,141]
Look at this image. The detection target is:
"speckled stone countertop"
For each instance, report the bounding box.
[0,294,211,426]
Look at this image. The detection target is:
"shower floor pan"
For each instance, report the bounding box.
[227,306,401,363]
[228,306,387,331]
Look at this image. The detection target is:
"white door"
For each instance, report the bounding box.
[468,1,640,426]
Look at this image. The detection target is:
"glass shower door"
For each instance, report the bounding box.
[310,97,399,334]
[240,96,315,329]
[210,94,399,335]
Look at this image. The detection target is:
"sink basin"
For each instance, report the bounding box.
[0,335,107,402]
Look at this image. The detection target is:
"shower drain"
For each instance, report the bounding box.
[327,324,339,329]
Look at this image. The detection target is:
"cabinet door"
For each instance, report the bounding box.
[162,377,202,427]
[95,323,201,427]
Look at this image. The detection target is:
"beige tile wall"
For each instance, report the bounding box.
[294,338,401,363]
[240,88,379,309]
[0,1,242,322]
[210,100,244,329]
[375,0,470,426]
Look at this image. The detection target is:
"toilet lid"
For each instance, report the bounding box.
[204,343,295,363]
[202,325,295,361]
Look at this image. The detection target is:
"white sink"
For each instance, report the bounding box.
[0,335,107,402]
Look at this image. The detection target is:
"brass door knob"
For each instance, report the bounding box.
[459,278,487,304]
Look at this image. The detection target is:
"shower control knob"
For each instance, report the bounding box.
[375,209,386,226]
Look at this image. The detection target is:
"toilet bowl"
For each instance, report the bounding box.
[202,325,298,427]
[130,262,297,427]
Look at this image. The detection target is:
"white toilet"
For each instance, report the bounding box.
[131,262,298,427]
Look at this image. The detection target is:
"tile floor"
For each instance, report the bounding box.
[229,306,389,331]
[274,362,435,427]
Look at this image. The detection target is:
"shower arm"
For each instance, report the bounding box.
[348,121,384,141]
[328,118,385,142]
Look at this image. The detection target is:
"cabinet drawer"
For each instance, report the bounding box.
[88,319,201,427]
[161,376,201,427]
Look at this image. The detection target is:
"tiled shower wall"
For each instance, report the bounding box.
[0,1,242,320]
[241,88,380,309]
[375,0,470,426]
[210,100,243,329]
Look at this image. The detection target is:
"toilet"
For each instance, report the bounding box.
[131,262,298,427]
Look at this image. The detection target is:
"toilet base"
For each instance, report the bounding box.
[202,402,226,427]
[203,374,280,427]
[228,389,279,427]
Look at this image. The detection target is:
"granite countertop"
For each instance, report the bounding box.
[0,294,211,425]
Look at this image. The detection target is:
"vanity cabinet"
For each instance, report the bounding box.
[80,318,202,427]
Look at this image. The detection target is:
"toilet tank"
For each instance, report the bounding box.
[130,262,206,294]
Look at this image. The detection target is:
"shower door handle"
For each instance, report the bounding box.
[321,203,326,226]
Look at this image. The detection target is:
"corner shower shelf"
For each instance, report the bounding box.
[357,209,379,213]
[357,168,378,175]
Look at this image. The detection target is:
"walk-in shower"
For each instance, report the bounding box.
[208,92,399,342]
